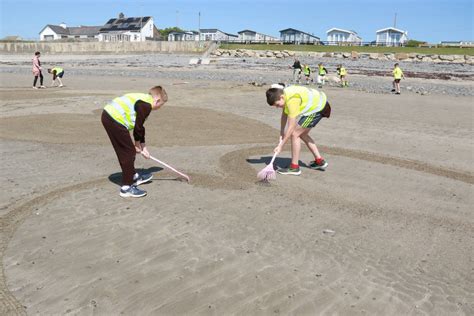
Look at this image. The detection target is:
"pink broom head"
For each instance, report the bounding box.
[257,164,277,181]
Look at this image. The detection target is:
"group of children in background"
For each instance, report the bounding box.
[290,59,346,88]
[290,58,404,93]
[32,51,65,89]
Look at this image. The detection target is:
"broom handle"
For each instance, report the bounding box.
[268,138,283,165]
[149,155,190,181]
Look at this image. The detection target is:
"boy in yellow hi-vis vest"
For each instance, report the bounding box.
[336,64,348,87]
[101,86,168,198]
[47,67,65,87]
[391,63,405,94]
[266,84,331,175]
[303,64,312,85]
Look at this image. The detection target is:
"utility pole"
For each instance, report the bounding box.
[198,11,201,48]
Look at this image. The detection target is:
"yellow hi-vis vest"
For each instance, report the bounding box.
[339,67,347,76]
[303,65,310,75]
[52,67,63,73]
[318,65,326,75]
[283,86,327,117]
[104,93,154,130]
[393,67,403,79]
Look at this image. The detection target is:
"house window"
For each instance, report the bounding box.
[61,35,67,39]
[44,35,54,40]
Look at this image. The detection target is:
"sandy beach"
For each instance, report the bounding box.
[0,54,473,315]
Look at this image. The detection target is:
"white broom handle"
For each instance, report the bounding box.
[268,138,283,165]
[149,155,190,181]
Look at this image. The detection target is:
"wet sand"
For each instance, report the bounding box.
[0,68,473,315]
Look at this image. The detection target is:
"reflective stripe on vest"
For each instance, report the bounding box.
[104,93,154,130]
[284,86,326,117]
[52,67,63,73]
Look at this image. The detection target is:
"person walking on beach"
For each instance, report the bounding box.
[48,66,65,87]
[266,84,331,175]
[32,51,45,89]
[336,64,348,87]
[391,63,405,94]
[303,64,312,85]
[317,63,328,88]
[101,86,168,198]
[290,58,302,84]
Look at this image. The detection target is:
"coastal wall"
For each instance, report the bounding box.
[0,41,209,54]
[211,49,474,64]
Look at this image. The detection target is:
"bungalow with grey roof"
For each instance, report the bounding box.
[199,29,238,42]
[39,23,101,40]
[237,30,279,43]
[279,28,320,44]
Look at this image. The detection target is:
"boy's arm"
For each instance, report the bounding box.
[280,110,288,138]
[133,100,152,157]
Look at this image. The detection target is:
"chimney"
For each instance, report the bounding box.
[118,12,125,19]
[59,22,67,29]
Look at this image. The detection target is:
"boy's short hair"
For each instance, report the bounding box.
[35,51,41,56]
[266,88,284,105]
[149,86,168,102]
[47,68,52,73]
[394,63,399,67]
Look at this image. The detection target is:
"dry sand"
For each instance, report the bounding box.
[0,67,473,315]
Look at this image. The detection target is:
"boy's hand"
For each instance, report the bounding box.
[274,144,282,154]
[141,147,150,159]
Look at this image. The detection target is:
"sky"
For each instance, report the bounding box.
[0,0,473,42]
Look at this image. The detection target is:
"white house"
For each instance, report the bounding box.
[279,28,320,44]
[199,29,238,42]
[440,41,474,47]
[326,28,362,45]
[376,27,408,46]
[168,31,199,41]
[237,30,279,42]
[39,23,101,40]
[98,14,156,42]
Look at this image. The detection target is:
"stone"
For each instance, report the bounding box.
[438,54,454,61]
[351,51,359,59]
[323,52,333,58]
[342,52,351,58]
[369,53,379,60]
[395,53,409,60]
[266,51,274,57]
[275,52,284,58]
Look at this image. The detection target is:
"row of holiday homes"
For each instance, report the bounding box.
[39,14,408,46]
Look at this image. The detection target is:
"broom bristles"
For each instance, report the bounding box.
[257,165,276,181]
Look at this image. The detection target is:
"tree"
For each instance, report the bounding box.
[159,27,185,40]
[406,40,427,47]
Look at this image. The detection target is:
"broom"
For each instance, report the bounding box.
[257,139,282,181]
[149,155,190,183]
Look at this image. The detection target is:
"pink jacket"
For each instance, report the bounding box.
[32,56,41,76]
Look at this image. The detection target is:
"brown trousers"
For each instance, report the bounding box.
[101,110,136,185]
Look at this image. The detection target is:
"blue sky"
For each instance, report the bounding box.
[0,0,472,42]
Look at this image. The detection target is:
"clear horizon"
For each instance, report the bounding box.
[0,0,473,43]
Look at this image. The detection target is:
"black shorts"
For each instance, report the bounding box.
[57,71,64,78]
[394,79,400,83]
[298,111,323,128]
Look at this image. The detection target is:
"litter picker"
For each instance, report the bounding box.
[149,155,190,183]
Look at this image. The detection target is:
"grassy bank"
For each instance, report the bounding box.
[220,44,474,56]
